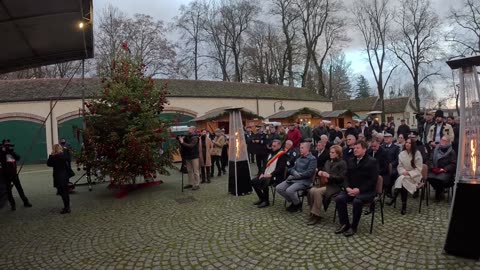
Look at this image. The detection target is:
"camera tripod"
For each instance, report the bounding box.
[73,168,97,191]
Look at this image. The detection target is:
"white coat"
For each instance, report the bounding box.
[394,150,423,194]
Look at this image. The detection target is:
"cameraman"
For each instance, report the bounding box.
[0,139,32,210]
[59,138,72,169]
[178,127,201,190]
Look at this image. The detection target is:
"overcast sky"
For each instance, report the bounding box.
[94,0,460,105]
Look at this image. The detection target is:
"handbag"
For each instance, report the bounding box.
[428,168,451,182]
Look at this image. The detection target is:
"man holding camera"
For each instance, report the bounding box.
[0,139,32,210]
[178,127,201,190]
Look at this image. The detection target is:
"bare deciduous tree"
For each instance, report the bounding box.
[271,0,300,86]
[174,0,206,80]
[96,5,176,78]
[220,0,260,82]
[447,0,480,56]
[353,0,396,122]
[390,0,441,112]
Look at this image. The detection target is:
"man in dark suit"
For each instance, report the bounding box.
[397,119,411,139]
[312,141,329,170]
[335,141,379,237]
[251,140,288,208]
[381,133,400,193]
[368,139,390,196]
[345,122,358,138]
[357,121,372,141]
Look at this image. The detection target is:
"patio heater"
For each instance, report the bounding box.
[226,108,252,196]
[445,55,480,260]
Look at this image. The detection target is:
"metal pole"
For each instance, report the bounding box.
[82,59,86,129]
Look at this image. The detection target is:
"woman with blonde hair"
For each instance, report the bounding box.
[47,144,71,214]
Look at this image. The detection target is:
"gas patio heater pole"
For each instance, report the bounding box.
[226,107,252,196]
[445,55,480,260]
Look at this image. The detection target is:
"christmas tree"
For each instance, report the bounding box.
[78,42,175,186]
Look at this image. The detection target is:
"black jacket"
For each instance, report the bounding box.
[251,132,267,155]
[368,147,389,177]
[260,149,288,185]
[357,126,372,140]
[47,153,69,188]
[397,124,411,138]
[381,143,400,172]
[345,155,379,201]
[312,149,329,170]
[0,148,20,176]
[343,147,355,162]
[180,134,199,160]
[345,127,358,138]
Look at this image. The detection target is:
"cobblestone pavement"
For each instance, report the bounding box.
[1,164,479,270]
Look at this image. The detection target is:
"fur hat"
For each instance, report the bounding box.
[434,110,444,118]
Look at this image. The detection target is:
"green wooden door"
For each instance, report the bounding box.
[58,117,83,154]
[0,120,47,163]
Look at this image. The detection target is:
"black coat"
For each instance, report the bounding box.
[381,143,400,172]
[345,127,358,138]
[397,124,411,138]
[180,135,199,160]
[260,149,288,185]
[345,155,379,201]
[0,148,20,177]
[312,149,329,170]
[357,126,372,140]
[251,132,267,155]
[343,147,355,162]
[47,153,69,188]
[368,147,389,177]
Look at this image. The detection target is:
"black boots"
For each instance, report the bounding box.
[386,189,399,206]
[401,203,407,215]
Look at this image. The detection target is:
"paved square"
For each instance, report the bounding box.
[0,165,479,269]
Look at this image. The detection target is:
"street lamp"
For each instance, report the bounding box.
[274,101,285,112]
[444,55,480,260]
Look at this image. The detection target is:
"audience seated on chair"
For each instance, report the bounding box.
[335,141,379,237]
[427,136,456,201]
[276,142,317,212]
[251,140,288,208]
[307,145,347,225]
[387,138,423,215]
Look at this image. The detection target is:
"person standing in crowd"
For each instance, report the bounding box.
[422,112,434,144]
[0,139,32,211]
[307,145,346,225]
[299,121,312,142]
[198,129,212,184]
[277,126,287,146]
[211,128,225,177]
[397,119,410,139]
[369,120,381,134]
[357,121,372,141]
[345,122,358,138]
[335,141,379,237]
[179,126,201,190]
[313,122,329,144]
[276,142,317,212]
[286,123,302,148]
[251,139,288,208]
[47,144,71,214]
[245,126,255,164]
[447,116,459,153]
[387,138,423,215]
[427,110,455,151]
[220,129,229,175]
[251,126,268,175]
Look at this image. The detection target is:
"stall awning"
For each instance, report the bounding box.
[0,0,94,74]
